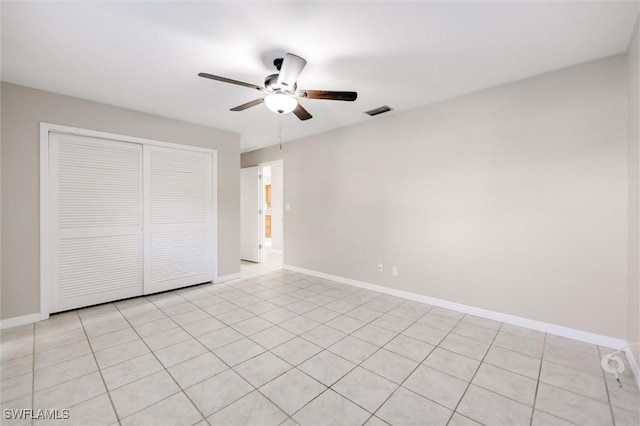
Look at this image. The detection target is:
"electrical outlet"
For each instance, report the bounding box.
[377,263,384,272]
[392,266,398,276]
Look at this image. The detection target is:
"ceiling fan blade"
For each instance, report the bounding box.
[277,54,307,90]
[297,90,357,101]
[230,98,264,111]
[198,73,264,91]
[293,103,312,121]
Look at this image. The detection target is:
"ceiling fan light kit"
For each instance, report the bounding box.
[264,93,298,114]
[199,53,357,121]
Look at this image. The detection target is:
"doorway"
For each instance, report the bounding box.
[261,160,284,267]
[240,160,284,268]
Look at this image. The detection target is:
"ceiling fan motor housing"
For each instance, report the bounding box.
[265,74,278,91]
[265,73,296,93]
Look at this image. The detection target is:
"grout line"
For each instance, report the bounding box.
[366,311,468,425]
[529,332,546,426]
[147,285,293,422]
[124,295,261,421]
[22,267,625,426]
[598,345,617,426]
[332,323,437,423]
[257,274,515,423]
[528,359,629,419]
[30,322,35,426]
[258,290,448,422]
[490,332,545,358]
[481,352,541,382]
[30,345,91,372]
[235,283,397,419]
[203,272,416,420]
[77,310,122,426]
[443,320,504,426]
[112,302,210,424]
[30,354,101,394]
[531,382,612,426]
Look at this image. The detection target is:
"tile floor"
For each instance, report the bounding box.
[1,261,639,426]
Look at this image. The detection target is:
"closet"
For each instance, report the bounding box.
[44,128,216,313]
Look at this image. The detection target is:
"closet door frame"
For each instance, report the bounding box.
[40,122,218,320]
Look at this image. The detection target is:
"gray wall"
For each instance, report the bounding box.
[1,82,241,320]
[628,19,639,361]
[243,55,629,339]
[270,162,284,252]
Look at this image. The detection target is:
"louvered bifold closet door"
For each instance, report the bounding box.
[144,146,214,294]
[49,133,143,313]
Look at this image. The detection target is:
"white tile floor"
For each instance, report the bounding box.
[1,261,639,426]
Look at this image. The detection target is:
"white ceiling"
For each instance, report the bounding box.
[2,1,638,151]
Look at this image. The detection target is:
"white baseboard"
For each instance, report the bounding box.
[1,274,240,329]
[214,273,242,284]
[284,264,628,350]
[0,312,41,330]
[286,263,640,389]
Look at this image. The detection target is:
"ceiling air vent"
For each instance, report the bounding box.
[364,105,393,117]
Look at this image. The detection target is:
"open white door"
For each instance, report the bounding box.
[241,166,262,262]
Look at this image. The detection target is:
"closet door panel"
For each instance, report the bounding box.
[144,146,213,294]
[49,133,143,312]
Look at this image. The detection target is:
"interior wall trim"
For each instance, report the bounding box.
[0,273,241,329]
[0,313,41,330]
[282,264,626,347]
[215,273,242,283]
[283,263,639,388]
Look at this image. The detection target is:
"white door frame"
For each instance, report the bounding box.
[40,122,218,320]
[240,166,263,262]
[259,159,284,264]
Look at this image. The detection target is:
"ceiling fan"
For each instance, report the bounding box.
[198,53,357,121]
